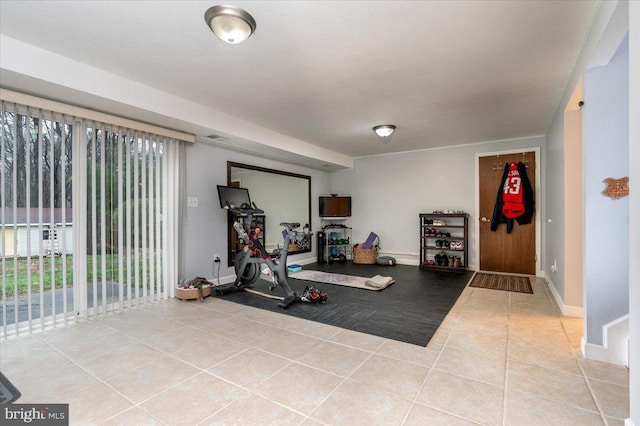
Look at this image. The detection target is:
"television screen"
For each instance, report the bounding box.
[319,196,351,217]
[217,185,251,209]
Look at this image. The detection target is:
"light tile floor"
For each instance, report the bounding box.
[0,277,630,425]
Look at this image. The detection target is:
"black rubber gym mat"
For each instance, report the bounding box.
[215,263,472,347]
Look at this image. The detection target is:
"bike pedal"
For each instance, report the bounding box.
[278,295,298,309]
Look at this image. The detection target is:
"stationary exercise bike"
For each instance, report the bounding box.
[216,185,312,308]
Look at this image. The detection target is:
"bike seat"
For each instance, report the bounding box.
[280,222,300,231]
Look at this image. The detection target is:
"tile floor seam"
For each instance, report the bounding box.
[429,365,506,389]
[290,356,359,379]
[241,336,327,362]
[345,367,425,404]
[309,376,418,424]
[507,388,605,416]
[342,350,376,381]
[204,346,254,370]
[508,333,575,350]
[318,334,381,353]
[576,357,617,424]
[372,348,442,369]
[587,375,631,389]
[123,369,216,409]
[507,354,591,378]
[268,374,350,422]
[404,400,486,426]
[408,330,447,421]
[204,363,285,394]
[100,403,169,426]
[502,291,512,426]
[305,384,349,425]
[330,336,386,353]
[194,392,248,426]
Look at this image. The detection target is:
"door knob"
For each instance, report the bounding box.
[480,217,491,223]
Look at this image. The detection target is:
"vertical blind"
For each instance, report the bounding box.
[0,96,186,337]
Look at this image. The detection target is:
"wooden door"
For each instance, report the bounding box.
[479,152,536,275]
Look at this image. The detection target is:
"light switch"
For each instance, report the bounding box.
[188,197,198,208]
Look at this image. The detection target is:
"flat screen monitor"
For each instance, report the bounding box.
[319,196,351,217]
[217,185,251,209]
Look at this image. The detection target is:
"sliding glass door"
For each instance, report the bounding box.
[1,99,181,337]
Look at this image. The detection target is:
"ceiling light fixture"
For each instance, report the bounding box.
[204,5,256,44]
[373,125,396,143]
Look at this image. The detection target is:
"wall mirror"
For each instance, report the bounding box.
[227,162,312,266]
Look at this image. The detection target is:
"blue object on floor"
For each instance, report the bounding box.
[287,264,302,273]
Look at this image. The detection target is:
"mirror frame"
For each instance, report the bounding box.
[227,162,312,266]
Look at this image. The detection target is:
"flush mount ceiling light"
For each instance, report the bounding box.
[204,5,256,44]
[373,125,396,143]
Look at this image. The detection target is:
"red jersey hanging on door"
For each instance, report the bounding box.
[491,161,534,233]
[502,162,525,218]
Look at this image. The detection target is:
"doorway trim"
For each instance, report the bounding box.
[474,147,542,277]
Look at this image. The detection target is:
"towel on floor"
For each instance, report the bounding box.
[364,275,395,289]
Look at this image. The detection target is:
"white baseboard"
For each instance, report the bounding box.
[377,251,419,266]
[582,314,630,367]
[561,304,584,318]
[290,256,318,266]
[625,418,635,426]
[208,255,331,287]
[543,271,584,318]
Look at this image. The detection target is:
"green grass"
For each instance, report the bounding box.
[1,254,154,297]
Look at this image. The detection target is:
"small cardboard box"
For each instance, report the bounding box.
[175,284,211,300]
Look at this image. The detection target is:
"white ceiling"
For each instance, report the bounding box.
[0,0,599,165]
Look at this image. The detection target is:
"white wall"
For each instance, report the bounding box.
[182,142,330,281]
[628,2,639,421]
[545,103,567,300]
[583,35,629,345]
[329,136,544,268]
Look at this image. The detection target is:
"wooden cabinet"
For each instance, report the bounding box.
[419,213,468,271]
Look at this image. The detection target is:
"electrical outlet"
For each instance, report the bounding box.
[213,254,221,263]
[188,196,198,208]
